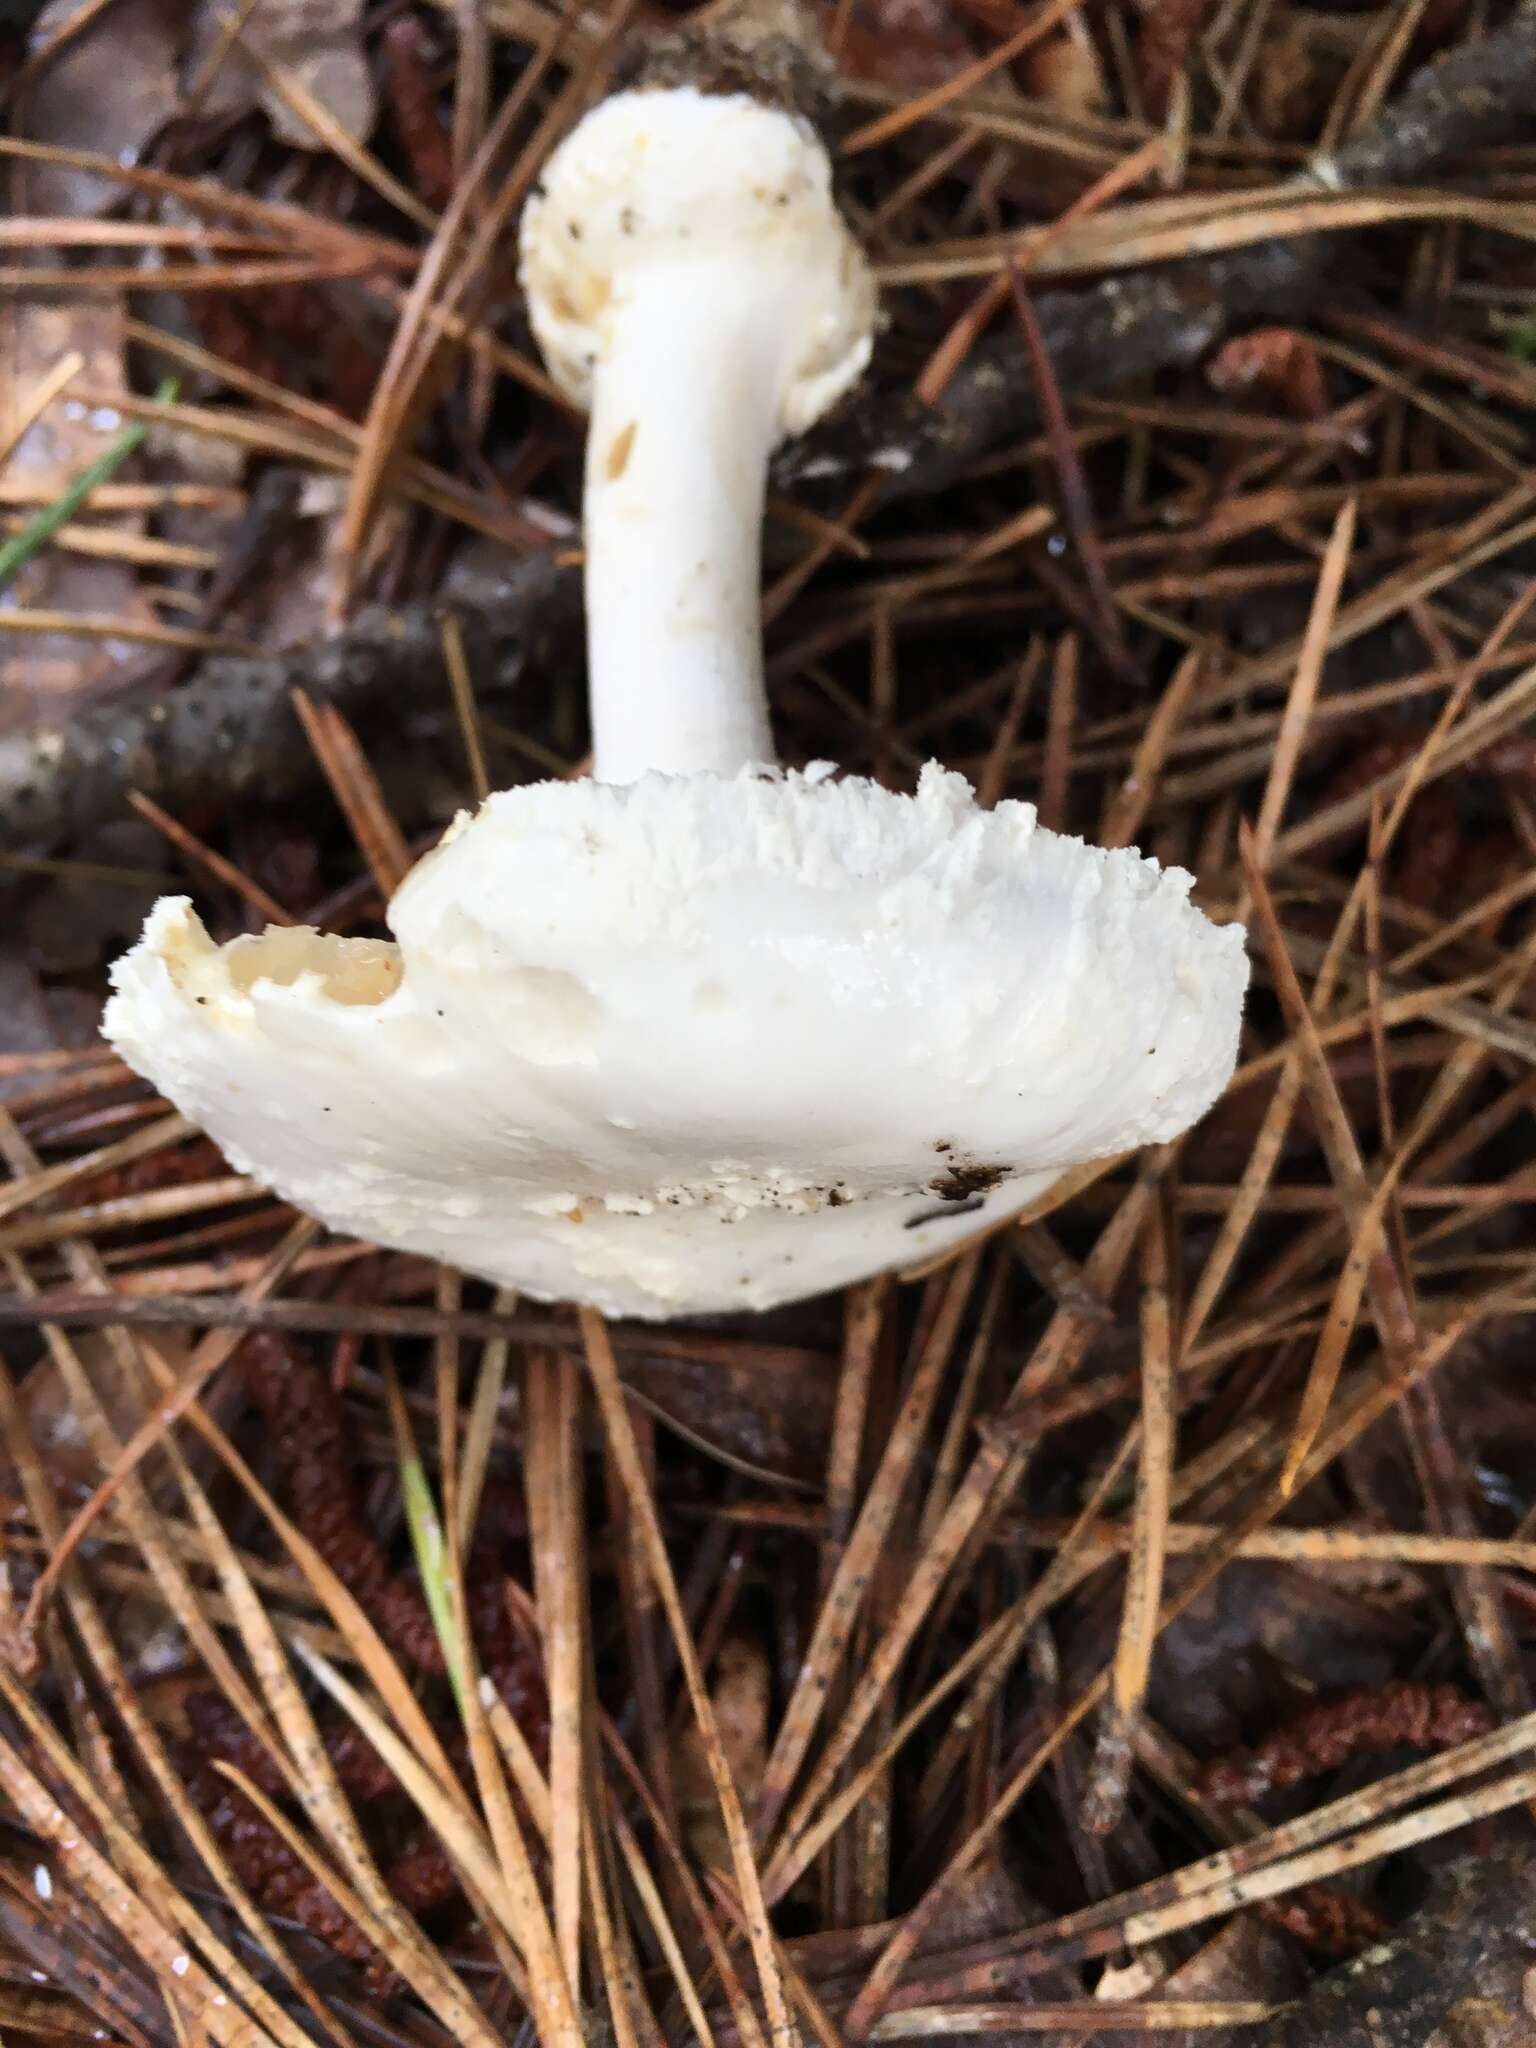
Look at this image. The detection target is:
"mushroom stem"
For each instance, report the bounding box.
[584,264,788,784]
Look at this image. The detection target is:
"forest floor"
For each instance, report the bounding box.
[4,1,1536,2044]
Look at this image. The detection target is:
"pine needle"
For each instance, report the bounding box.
[0,377,178,596]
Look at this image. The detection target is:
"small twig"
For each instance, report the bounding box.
[0,556,579,851]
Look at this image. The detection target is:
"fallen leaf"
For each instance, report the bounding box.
[2,1328,192,1507]
[185,0,376,148]
[674,1635,770,1874]
[1148,1919,1307,2048]
[822,0,979,90]
[1146,1560,1415,1752]
[1208,327,1330,421]
[381,13,455,211]
[17,0,182,214]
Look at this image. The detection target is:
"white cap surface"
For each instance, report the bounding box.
[519,85,875,435]
[104,768,1246,1321]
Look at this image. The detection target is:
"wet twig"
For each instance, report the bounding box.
[0,554,578,851]
[1244,1840,1536,2048]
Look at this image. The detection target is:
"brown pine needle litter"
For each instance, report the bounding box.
[9,2,1536,2046]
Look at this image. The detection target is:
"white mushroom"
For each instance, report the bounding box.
[103,18,1248,1322]
[107,769,1243,1319]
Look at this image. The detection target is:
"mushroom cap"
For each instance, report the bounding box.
[519,85,875,433]
[103,767,1246,1321]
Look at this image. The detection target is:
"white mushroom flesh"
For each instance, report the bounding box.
[105,767,1247,1321]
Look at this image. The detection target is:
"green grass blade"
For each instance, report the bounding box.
[0,376,180,597]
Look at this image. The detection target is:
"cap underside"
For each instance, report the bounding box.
[104,767,1246,1318]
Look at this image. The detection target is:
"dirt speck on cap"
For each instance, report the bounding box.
[928,1160,1007,1202]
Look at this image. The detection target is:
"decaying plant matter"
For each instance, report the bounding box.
[0,556,579,850]
[786,1,1536,496]
[172,1334,545,1982]
[1201,1680,1496,1805]
[6,0,1536,2043]
[1247,1839,1536,2048]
